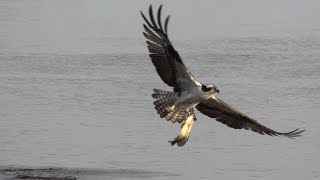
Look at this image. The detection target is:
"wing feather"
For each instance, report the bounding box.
[196,97,305,138]
[141,5,201,91]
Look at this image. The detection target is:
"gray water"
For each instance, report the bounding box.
[0,0,319,179]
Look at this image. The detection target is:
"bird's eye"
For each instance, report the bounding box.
[201,85,211,92]
[201,85,207,91]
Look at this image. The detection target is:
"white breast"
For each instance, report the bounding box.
[174,86,204,108]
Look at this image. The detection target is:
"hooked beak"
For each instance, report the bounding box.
[215,88,220,93]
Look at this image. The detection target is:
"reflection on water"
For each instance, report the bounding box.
[0,166,178,180]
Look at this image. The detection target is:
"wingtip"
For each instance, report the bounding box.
[158,5,163,14]
[281,128,305,138]
[149,4,153,14]
[139,10,144,16]
[164,15,170,33]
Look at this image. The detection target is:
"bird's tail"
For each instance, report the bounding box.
[152,89,175,99]
[152,89,176,118]
[152,89,188,123]
[164,107,189,123]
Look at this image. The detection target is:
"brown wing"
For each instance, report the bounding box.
[141,5,201,92]
[196,97,305,138]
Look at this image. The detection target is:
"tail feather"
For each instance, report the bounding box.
[152,89,176,119]
[165,107,189,123]
[154,98,175,118]
[152,89,174,99]
[152,89,189,123]
[153,98,175,107]
[156,107,170,118]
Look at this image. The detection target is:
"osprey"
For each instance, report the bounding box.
[141,5,304,143]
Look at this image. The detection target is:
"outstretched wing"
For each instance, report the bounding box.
[196,97,305,138]
[141,5,201,91]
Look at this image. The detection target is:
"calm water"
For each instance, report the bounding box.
[0,0,319,179]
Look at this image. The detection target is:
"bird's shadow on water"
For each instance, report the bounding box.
[0,166,180,180]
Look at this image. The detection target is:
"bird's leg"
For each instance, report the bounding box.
[187,108,192,116]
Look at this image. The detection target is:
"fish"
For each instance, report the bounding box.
[169,112,195,146]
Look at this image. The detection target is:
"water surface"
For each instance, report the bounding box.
[0,0,319,179]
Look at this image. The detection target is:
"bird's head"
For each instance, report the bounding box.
[201,84,220,93]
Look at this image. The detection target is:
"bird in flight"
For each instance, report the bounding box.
[140,5,304,145]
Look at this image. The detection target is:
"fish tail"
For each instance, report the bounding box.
[168,140,176,146]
